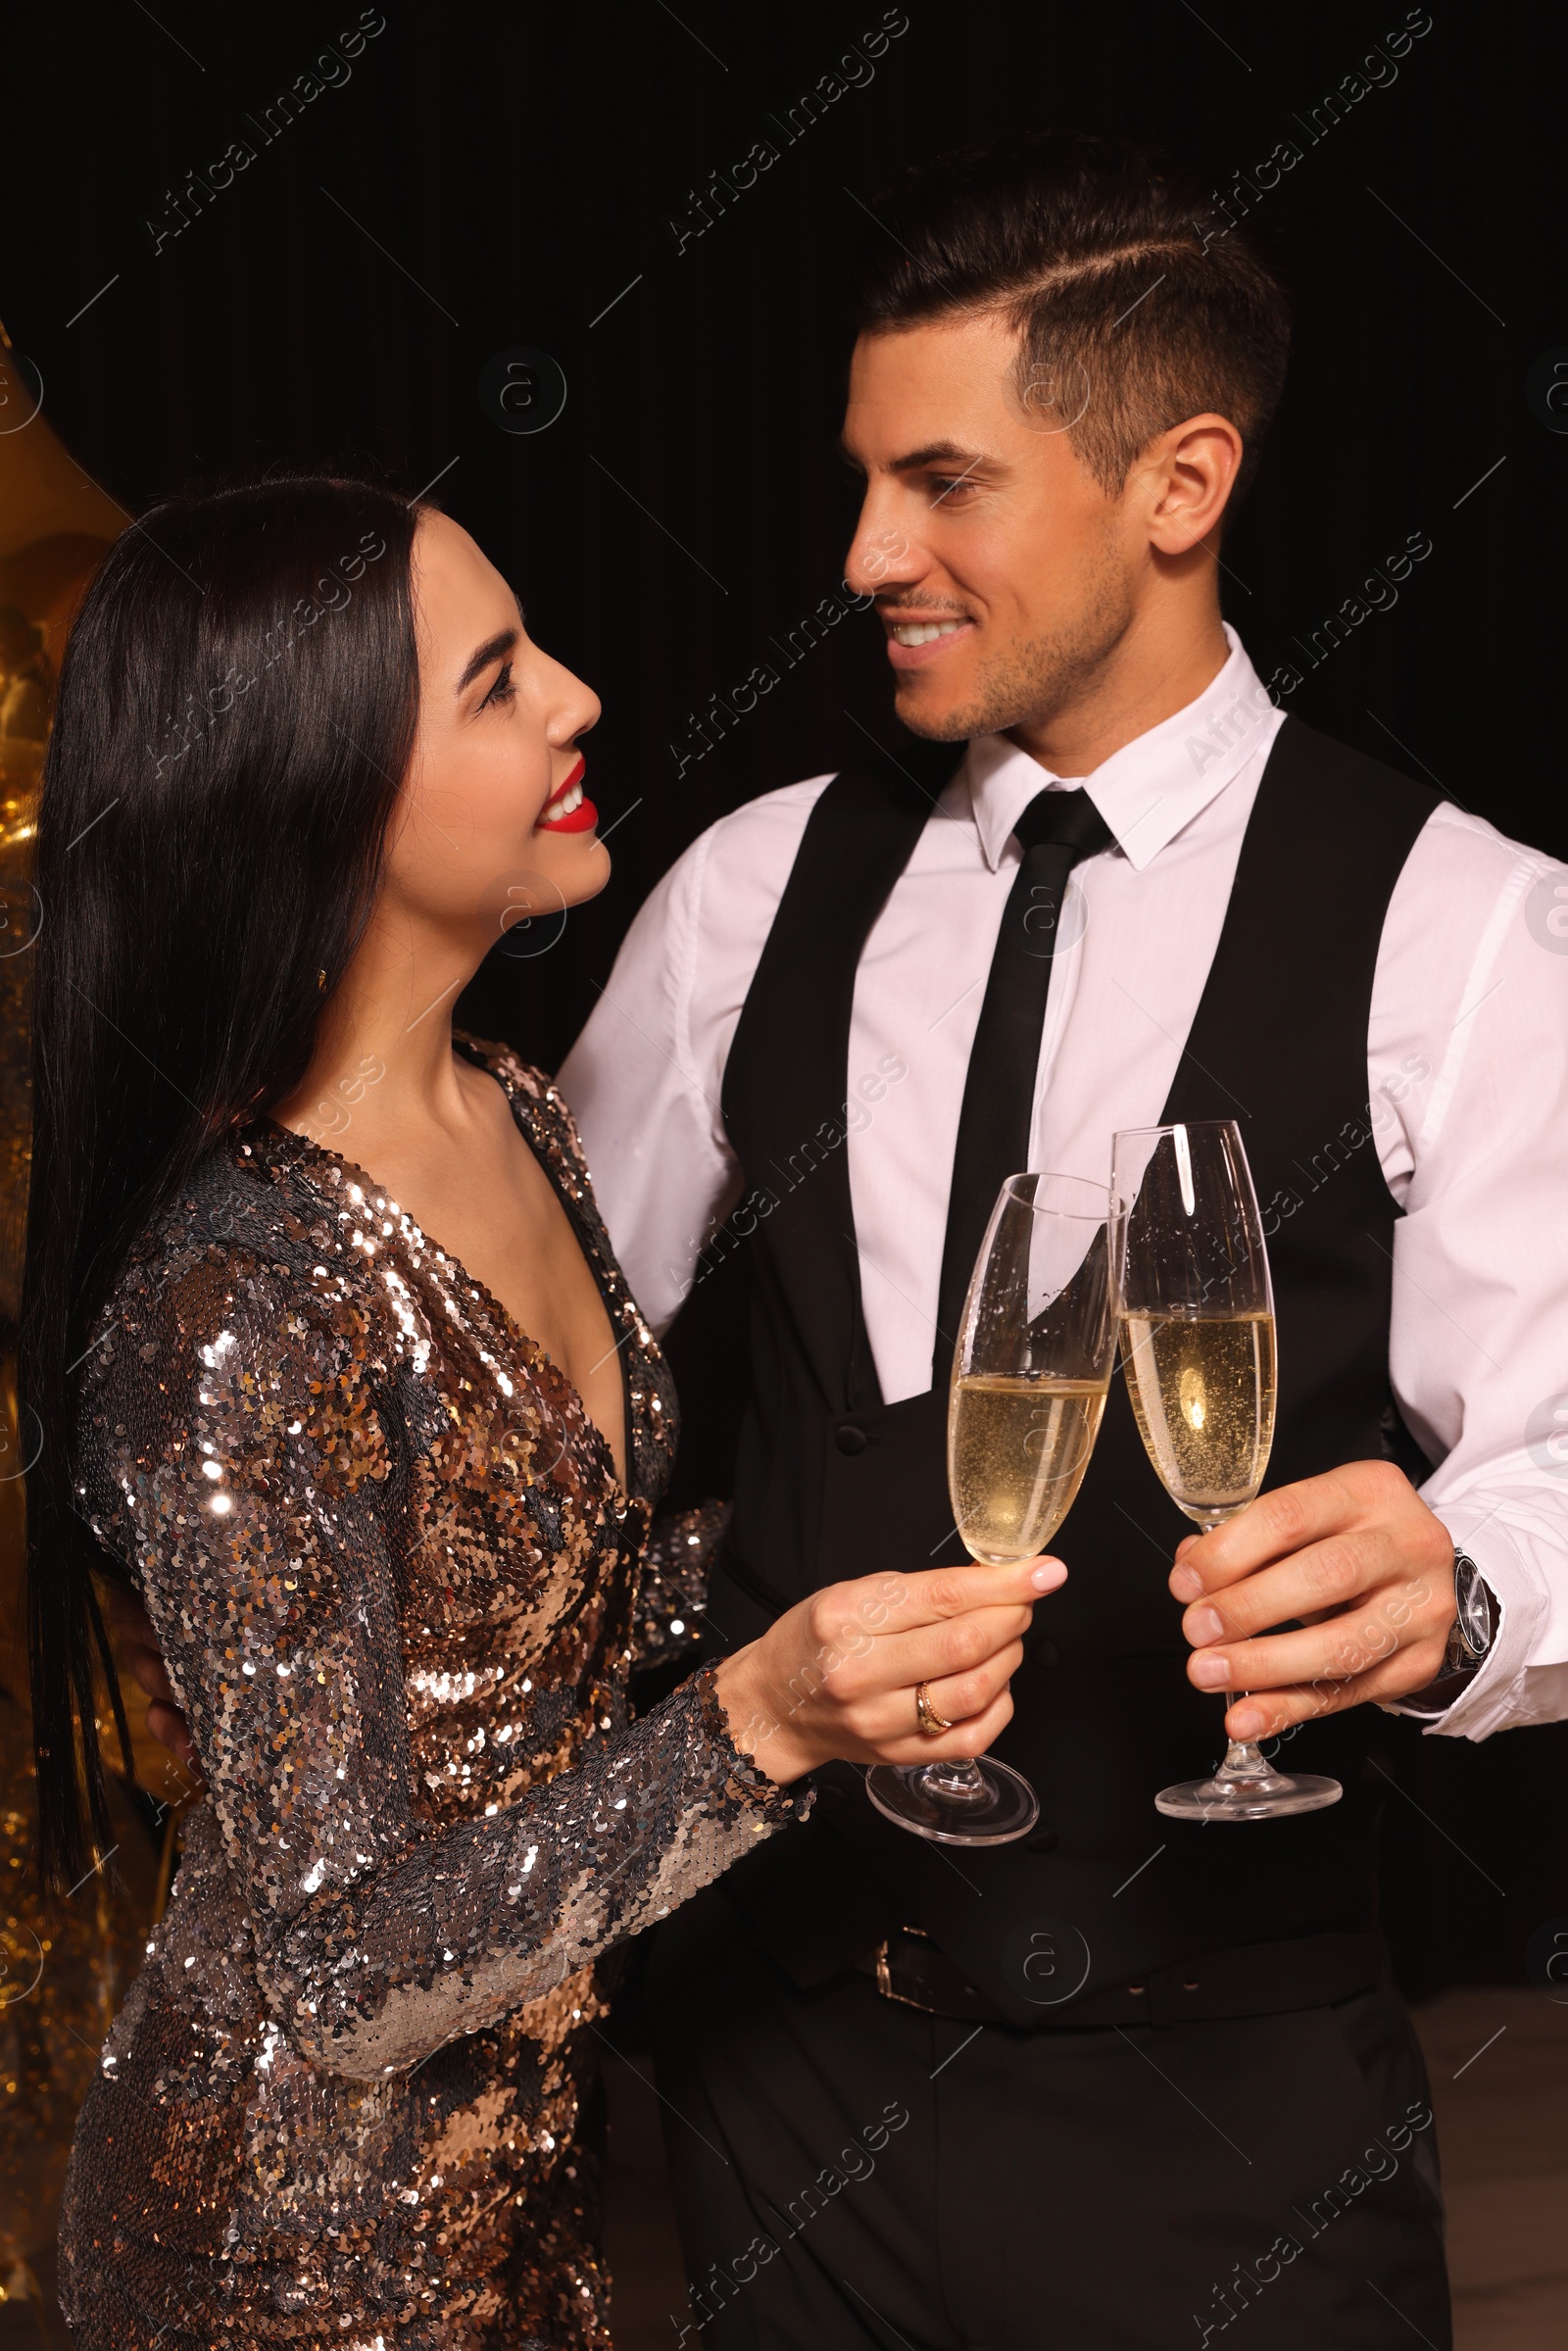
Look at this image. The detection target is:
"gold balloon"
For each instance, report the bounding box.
[0,316,164,2320]
[0,314,122,1323]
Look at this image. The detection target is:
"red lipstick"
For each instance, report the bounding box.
[536,755,598,835]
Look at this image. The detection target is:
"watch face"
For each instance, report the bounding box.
[1454,1557,1493,1656]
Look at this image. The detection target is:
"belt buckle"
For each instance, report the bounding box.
[870,1928,949,2015]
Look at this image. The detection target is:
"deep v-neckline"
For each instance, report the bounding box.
[267,1055,631,1496]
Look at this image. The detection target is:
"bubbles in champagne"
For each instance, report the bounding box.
[948,1374,1108,1562]
[1120,1309,1276,1525]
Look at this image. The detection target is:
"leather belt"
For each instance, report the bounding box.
[855,1925,1383,2030]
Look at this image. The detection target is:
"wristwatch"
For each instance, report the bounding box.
[1442,1550,1498,1678]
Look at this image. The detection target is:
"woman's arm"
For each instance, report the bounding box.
[81,1249,803,2083]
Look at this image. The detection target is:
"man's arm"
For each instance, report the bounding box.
[559,829,745,1332]
[1170,814,1568,1738]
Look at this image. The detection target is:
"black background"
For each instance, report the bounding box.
[7,0,1567,1072]
[5,0,1566,1985]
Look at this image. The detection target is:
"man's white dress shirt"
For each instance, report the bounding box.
[561,628,1568,1741]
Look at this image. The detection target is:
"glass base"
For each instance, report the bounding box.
[865,1756,1039,1845]
[1155,1739,1343,1823]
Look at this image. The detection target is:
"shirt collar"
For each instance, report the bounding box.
[962,625,1280,874]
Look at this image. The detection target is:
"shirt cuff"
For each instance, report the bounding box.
[1387,1503,1550,1739]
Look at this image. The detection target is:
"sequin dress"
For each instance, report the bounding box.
[58,1041,800,2350]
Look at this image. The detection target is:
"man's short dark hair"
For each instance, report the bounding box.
[853,133,1290,500]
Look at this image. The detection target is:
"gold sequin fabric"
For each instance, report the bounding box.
[58,1040,804,2349]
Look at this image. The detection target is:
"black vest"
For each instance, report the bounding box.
[707,716,1439,2022]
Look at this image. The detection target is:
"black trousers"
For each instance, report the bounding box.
[640,1885,1450,2351]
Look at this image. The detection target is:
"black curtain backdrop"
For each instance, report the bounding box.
[5,0,1565,1989]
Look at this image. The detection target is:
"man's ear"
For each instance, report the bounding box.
[1135,415,1245,557]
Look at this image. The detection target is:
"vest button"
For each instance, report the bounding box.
[811,1783,848,1815]
[1029,1636,1061,1669]
[835,1423,868,1455]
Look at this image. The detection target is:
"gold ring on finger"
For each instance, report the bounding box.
[915,1681,955,1738]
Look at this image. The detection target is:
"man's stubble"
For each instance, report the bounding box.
[897,529,1136,747]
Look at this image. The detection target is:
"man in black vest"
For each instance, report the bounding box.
[562,133,1568,2346]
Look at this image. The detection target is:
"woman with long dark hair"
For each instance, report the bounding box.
[24,475,1052,2348]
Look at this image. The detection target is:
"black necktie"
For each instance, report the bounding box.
[933,786,1116,1368]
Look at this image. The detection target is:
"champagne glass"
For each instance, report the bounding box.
[1110,1119,1341,1822]
[866,1173,1118,1845]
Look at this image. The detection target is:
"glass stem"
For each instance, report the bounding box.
[1216,1692,1276,1783]
[913,1756,991,1805]
[1217,1739,1274,1780]
[1192,1512,1281,1785]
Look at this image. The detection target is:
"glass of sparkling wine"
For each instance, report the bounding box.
[866,1172,1118,1845]
[1110,1119,1341,1822]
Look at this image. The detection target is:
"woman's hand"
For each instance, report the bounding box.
[712,1556,1065,1786]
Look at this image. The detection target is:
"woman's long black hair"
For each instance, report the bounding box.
[24,473,425,1892]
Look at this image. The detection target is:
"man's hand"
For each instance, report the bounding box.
[98,1579,201,1773]
[1169,1460,1458,1741]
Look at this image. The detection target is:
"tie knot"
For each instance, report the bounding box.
[1011,786,1115,865]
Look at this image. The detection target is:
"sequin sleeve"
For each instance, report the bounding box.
[80,1245,806,2083]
